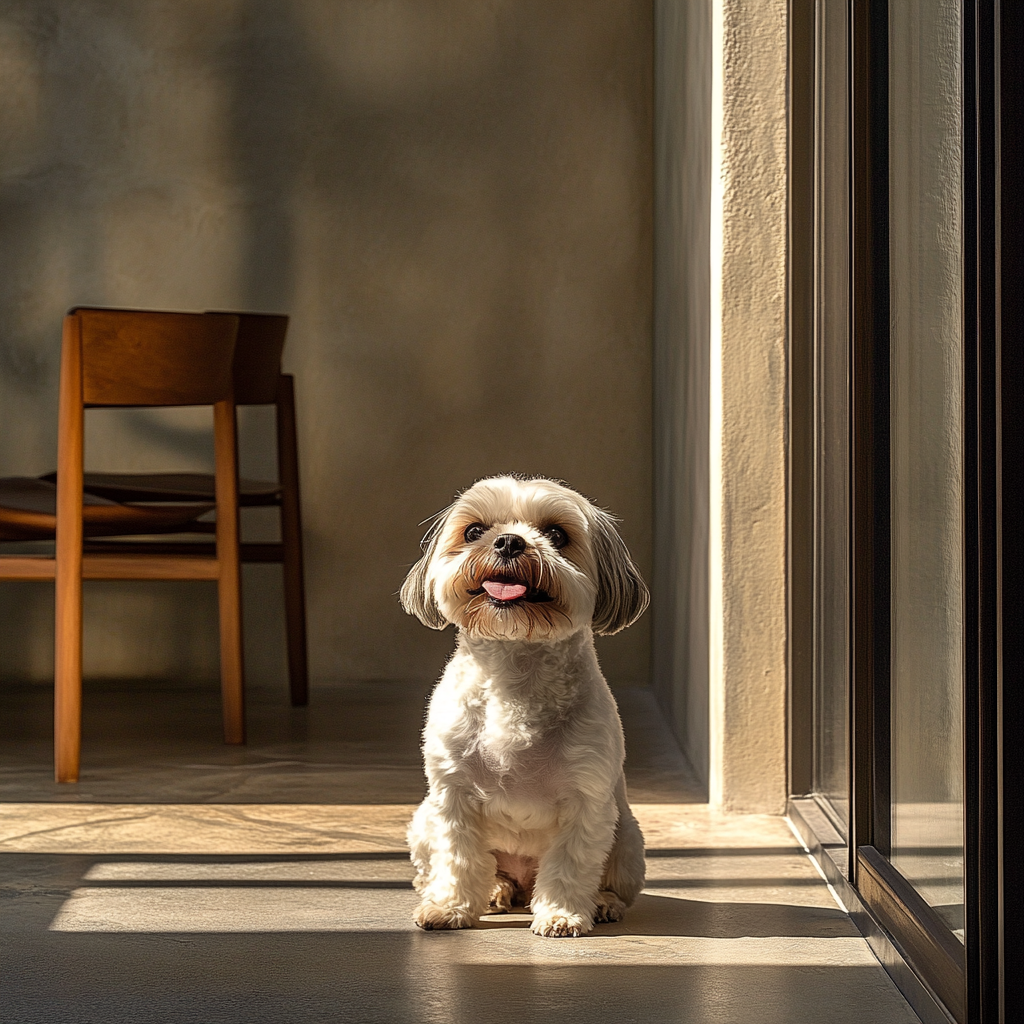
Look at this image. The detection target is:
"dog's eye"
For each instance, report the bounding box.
[543,525,569,549]
[463,523,488,543]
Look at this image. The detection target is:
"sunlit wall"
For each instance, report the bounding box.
[0,1,653,689]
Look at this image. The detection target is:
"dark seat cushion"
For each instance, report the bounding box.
[0,477,215,541]
[40,471,281,507]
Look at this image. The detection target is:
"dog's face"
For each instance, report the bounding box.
[401,476,648,642]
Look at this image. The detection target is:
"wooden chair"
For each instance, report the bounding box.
[50,313,309,707]
[0,308,244,782]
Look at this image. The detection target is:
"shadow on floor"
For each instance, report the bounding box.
[0,938,920,1024]
[0,851,919,1024]
[483,893,858,939]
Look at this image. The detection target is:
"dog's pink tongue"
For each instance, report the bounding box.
[482,580,528,601]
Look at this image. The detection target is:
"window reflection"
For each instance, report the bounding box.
[812,0,850,838]
[888,0,965,943]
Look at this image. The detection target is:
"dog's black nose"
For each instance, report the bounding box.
[493,533,526,559]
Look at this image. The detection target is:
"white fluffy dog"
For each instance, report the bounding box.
[400,475,649,938]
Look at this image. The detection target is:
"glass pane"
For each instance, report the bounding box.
[888,0,965,942]
[812,0,850,836]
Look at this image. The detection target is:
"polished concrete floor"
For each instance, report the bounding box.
[0,679,700,803]
[0,679,922,1023]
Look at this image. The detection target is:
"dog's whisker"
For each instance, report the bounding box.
[535,545,547,581]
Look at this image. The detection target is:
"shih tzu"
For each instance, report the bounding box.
[400,475,649,938]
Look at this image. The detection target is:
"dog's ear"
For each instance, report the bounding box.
[400,509,451,630]
[589,508,650,635]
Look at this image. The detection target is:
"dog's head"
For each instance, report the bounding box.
[400,476,648,642]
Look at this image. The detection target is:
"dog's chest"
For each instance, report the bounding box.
[464,694,567,793]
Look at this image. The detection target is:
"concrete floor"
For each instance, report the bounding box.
[0,679,699,804]
[0,680,922,1023]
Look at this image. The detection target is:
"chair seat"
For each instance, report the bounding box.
[40,470,282,507]
[0,477,215,541]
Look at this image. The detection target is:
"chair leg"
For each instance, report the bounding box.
[281,508,309,707]
[277,375,309,706]
[218,564,246,744]
[55,311,84,783]
[54,563,83,783]
[214,398,246,744]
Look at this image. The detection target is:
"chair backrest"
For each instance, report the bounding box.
[66,308,239,407]
[207,312,289,405]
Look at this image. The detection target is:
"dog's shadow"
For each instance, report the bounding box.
[477,891,856,939]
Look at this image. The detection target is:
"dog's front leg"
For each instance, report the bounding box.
[412,790,493,931]
[530,799,618,938]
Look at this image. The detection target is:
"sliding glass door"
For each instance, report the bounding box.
[811,0,850,839]
[793,0,1024,1017]
[887,0,965,944]
[791,0,989,1018]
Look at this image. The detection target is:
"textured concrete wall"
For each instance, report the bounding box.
[708,0,788,812]
[653,0,711,788]
[653,0,789,810]
[0,2,653,689]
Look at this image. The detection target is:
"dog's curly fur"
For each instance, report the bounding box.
[401,476,649,937]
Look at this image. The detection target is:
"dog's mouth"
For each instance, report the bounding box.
[468,577,553,606]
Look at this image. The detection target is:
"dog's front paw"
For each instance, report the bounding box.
[413,901,476,931]
[593,890,627,924]
[531,910,593,938]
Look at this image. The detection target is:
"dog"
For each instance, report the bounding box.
[400,475,649,937]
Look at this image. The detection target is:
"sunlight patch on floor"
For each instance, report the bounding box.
[0,802,797,854]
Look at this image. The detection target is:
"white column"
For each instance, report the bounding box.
[708,0,789,813]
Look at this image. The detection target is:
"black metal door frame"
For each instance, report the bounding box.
[992,4,1024,1019]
